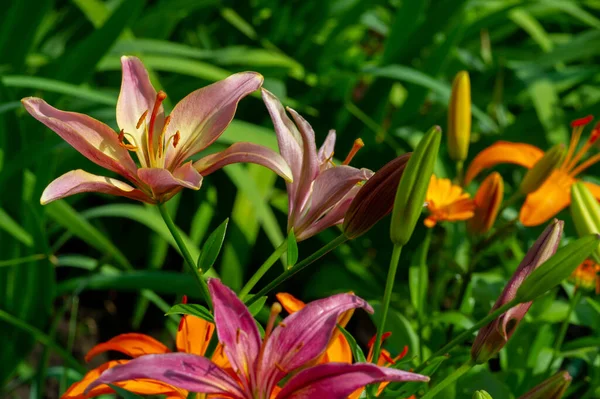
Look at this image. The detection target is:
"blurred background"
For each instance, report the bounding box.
[1,0,600,398]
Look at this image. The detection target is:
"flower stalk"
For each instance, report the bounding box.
[420,359,474,399]
[239,241,288,299]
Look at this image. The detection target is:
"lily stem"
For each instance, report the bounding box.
[371,243,403,367]
[245,233,348,306]
[456,160,464,186]
[547,288,581,373]
[420,359,474,399]
[157,203,212,310]
[240,241,288,299]
[415,297,519,373]
[418,229,433,363]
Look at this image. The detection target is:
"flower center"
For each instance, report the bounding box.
[561,115,600,177]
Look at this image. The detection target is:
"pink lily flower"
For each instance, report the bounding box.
[85,279,428,399]
[23,56,292,204]
[261,89,373,241]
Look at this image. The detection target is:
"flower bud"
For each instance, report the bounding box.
[570,182,600,262]
[516,233,599,303]
[519,144,565,195]
[518,371,571,399]
[343,154,411,239]
[468,172,503,234]
[447,71,471,162]
[390,126,441,246]
[471,220,563,364]
[473,391,493,399]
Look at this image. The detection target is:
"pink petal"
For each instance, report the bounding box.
[40,169,150,204]
[317,130,336,169]
[275,363,429,399]
[84,353,245,398]
[296,193,355,241]
[193,142,293,182]
[208,278,261,382]
[137,162,202,200]
[117,56,163,165]
[22,98,138,182]
[258,293,373,395]
[165,72,264,168]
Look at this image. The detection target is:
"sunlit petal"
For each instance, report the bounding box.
[520,170,573,226]
[85,333,169,362]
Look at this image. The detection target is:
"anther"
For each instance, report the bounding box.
[136,110,149,129]
[265,303,282,339]
[173,131,180,148]
[118,130,138,151]
[342,138,365,165]
[147,91,167,163]
[571,115,594,128]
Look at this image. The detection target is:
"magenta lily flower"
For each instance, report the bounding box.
[261,89,372,241]
[23,56,292,204]
[85,279,428,399]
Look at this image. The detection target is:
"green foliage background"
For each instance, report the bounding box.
[1,0,600,398]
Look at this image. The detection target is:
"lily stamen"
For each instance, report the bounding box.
[563,115,594,169]
[156,115,172,159]
[147,91,167,165]
[136,110,149,129]
[342,138,365,165]
[118,130,138,151]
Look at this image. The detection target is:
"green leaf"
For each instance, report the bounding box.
[248,296,267,317]
[337,325,367,363]
[197,218,229,272]
[387,356,446,397]
[287,229,298,268]
[166,304,214,323]
[0,207,33,247]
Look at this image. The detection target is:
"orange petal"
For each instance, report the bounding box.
[465,141,544,185]
[520,170,573,226]
[276,292,306,314]
[84,333,170,362]
[211,343,232,370]
[61,360,185,399]
[176,315,215,356]
[582,181,600,201]
[320,333,353,364]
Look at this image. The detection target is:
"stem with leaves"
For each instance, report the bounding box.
[420,359,474,399]
[240,241,288,299]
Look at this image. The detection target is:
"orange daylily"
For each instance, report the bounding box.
[63,300,227,399]
[570,259,600,294]
[465,116,600,226]
[424,175,475,228]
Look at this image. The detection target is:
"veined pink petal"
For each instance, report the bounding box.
[258,293,373,396]
[165,72,264,168]
[297,166,372,234]
[208,278,261,384]
[296,189,357,241]
[275,363,429,399]
[261,88,303,219]
[84,353,244,398]
[22,98,139,183]
[137,162,202,199]
[117,56,163,165]
[317,130,336,170]
[193,142,293,182]
[40,170,150,204]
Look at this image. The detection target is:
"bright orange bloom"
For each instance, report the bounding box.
[465,116,600,226]
[570,259,600,294]
[62,298,227,399]
[424,175,475,228]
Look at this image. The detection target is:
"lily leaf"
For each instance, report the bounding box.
[166,304,213,323]
[197,218,229,272]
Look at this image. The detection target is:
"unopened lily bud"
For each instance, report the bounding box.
[516,233,599,303]
[390,126,441,245]
[473,391,493,399]
[520,144,565,195]
[468,172,504,234]
[448,71,471,162]
[518,371,571,399]
[571,182,600,262]
[343,154,411,239]
[471,220,563,364]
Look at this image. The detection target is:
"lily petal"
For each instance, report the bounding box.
[117,56,163,164]
[296,196,353,241]
[63,360,185,399]
[520,170,573,226]
[275,363,429,399]
[22,97,138,182]
[165,72,264,168]
[176,315,214,356]
[85,333,169,362]
[84,353,244,398]
[193,142,293,182]
[208,278,261,381]
[40,169,150,204]
[582,181,600,201]
[464,141,544,185]
[137,162,202,199]
[258,293,373,394]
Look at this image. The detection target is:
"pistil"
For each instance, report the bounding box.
[342,138,365,165]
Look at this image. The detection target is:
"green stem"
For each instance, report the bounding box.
[418,229,433,362]
[547,288,582,372]
[415,297,519,373]
[421,359,474,399]
[240,241,288,299]
[0,308,85,373]
[157,203,212,310]
[371,244,403,366]
[245,233,348,306]
[456,161,464,186]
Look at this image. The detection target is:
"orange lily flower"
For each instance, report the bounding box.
[424,175,475,228]
[569,259,600,294]
[62,298,227,399]
[465,116,600,226]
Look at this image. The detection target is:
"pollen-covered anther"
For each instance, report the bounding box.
[136,110,149,129]
[590,122,600,144]
[173,131,181,148]
[570,115,594,128]
[342,138,365,165]
[118,130,138,151]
